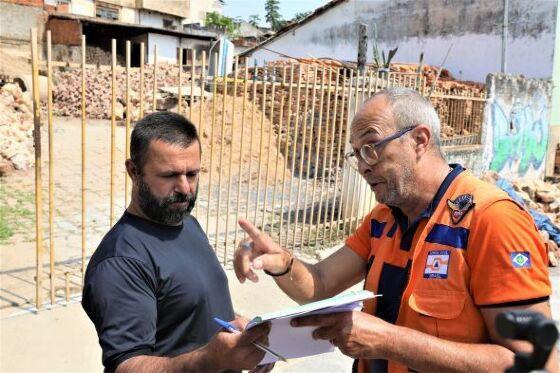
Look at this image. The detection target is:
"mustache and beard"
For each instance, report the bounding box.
[137,176,198,225]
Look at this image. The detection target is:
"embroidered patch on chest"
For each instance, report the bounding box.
[447,194,475,224]
[424,250,450,279]
[510,252,531,268]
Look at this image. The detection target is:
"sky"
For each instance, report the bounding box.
[222,0,330,27]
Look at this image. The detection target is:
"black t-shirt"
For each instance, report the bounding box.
[82,211,235,371]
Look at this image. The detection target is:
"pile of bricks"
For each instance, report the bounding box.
[45,64,191,120]
[0,83,34,175]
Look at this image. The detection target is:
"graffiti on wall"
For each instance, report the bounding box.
[489,98,548,176]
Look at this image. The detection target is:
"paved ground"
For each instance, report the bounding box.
[1,251,558,372]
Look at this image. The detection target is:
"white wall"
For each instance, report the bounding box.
[139,11,164,28]
[70,0,94,17]
[121,7,138,24]
[247,0,557,83]
[147,33,178,64]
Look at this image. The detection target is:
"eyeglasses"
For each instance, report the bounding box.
[344,125,418,170]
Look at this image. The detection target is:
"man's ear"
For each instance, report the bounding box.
[125,159,139,182]
[412,124,431,156]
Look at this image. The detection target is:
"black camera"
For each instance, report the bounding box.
[496,310,559,372]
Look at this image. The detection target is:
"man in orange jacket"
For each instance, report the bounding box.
[233,87,557,372]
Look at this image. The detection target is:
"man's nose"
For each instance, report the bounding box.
[357,158,371,175]
[175,175,191,195]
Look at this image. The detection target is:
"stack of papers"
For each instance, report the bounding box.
[247,290,379,364]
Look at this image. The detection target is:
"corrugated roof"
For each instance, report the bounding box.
[240,0,347,57]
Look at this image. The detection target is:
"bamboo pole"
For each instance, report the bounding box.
[215,61,229,255]
[278,64,295,246]
[224,56,239,253]
[300,65,319,249]
[262,67,276,232]
[124,41,131,208]
[140,42,145,119]
[81,35,87,281]
[152,44,157,112]
[110,39,116,227]
[47,31,55,305]
[314,67,334,245]
[285,67,303,246]
[321,68,341,245]
[329,71,348,242]
[178,48,183,114]
[206,54,218,245]
[306,68,326,246]
[189,49,196,121]
[31,28,43,309]
[291,65,311,247]
[254,65,268,225]
[340,70,357,237]
[234,60,249,245]
[195,51,205,218]
[244,65,258,237]
[270,96,284,239]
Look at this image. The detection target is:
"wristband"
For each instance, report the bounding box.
[264,256,294,277]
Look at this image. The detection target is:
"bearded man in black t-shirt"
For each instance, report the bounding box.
[82,112,270,372]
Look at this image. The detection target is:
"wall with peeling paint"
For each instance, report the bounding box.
[247,0,557,83]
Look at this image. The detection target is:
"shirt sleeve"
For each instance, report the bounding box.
[345,210,374,261]
[468,200,551,306]
[82,256,158,371]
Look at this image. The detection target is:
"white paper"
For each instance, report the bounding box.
[246,290,380,364]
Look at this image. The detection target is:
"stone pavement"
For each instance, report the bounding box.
[1,259,558,372]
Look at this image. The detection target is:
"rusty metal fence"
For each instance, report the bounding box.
[27,29,486,310]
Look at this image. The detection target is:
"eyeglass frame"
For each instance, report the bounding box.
[344,125,418,169]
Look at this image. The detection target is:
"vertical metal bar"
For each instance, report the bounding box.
[321,68,341,245]
[278,64,295,246]
[65,272,70,302]
[329,71,348,242]
[31,28,43,309]
[215,61,228,257]
[234,60,249,245]
[314,67,334,245]
[244,65,258,237]
[270,96,285,240]
[124,41,131,208]
[254,66,268,225]
[224,56,239,255]
[152,44,157,112]
[140,42,145,119]
[189,49,196,121]
[300,65,319,248]
[47,31,55,305]
[178,47,183,114]
[291,65,311,247]
[262,66,276,232]
[206,53,219,245]
[81,35,87,281]
[306,68,326,246]
[110,39,116,227]
[195,51,205,218]
[285,66,303,246]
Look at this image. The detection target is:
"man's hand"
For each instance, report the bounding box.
[202,317,272,371]
[234,219,292,283]
[291,311,392,360]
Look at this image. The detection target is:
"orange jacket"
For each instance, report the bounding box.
[346,168,551,372]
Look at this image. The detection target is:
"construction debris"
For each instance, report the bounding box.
[0,83,34,175]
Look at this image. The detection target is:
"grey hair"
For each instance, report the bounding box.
[368,87,441,146]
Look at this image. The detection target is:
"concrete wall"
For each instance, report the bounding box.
[481,74,553,181]
[69,0,94,17]
[247,0,557,83]
[120,6,138,24]
[147,33,178,63]
[0,2,44,42]
[443,145,485,176]
[547,0,560,176]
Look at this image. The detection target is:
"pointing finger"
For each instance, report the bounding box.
[238,219,262,240]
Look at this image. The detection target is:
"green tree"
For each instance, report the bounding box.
[248,14,261,27]
[205,11,240,37]
[265,0,283,31]
[291,11,311,23]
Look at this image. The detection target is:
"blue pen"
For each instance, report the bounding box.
[213,317,287,362]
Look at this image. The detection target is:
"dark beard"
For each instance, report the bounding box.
[137,177,197,225]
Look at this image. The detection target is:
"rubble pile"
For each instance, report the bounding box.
[482,171,560,266]
[0,83,35,175]
[46,64,192,120]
